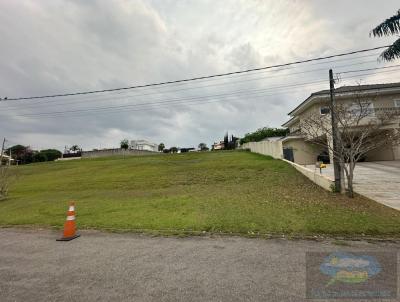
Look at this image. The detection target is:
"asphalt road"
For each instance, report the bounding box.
[0,228,399,302]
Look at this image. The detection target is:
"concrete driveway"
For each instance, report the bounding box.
[306,161,400,210]
[0,228,399,302]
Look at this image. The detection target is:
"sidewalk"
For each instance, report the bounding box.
[306,161,400,210]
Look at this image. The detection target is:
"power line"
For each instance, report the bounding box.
[95,51,382,93]
[0,51,383,115]
[337,64,400,74]
[1,80,326,113]
[97,53,382,95]
[5,70,399,121]
[0,57,382,112]
[5,67,400,119]
[0,79,334,118]
[8,88,321,120]
[1,45,389,101]
[5,65,400,119]
[13,80,330,117]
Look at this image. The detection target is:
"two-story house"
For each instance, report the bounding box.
[281,83,400,165]
[129,140,158,152]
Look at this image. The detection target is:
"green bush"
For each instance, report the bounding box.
[33,152,48,163]
[39,149,62,161]
[240,127,289,144]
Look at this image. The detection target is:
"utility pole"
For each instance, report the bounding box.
[329,69,341,192]
[8,148,11,166]
[0,138,5,166]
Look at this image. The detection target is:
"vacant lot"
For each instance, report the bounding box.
[0,151,399,236]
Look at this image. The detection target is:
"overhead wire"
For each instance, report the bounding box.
[5,66,400,119]
[0,56,388,112]
[1,45,389,101]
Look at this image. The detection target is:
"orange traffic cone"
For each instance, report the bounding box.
[57,202,80,241]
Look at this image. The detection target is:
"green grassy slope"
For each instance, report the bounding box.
[0,151,399,236]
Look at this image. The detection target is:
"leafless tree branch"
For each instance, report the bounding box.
[301,88,400,197]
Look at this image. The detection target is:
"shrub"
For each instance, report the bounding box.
[120,139,129,150]
[239,127,289,144]
[39,149,62,161]
[33,152,48,163]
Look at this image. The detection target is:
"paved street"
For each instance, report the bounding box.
[0,228,399,302]
[306,161,400,210]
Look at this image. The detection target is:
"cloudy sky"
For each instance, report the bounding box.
[0,0,399,151]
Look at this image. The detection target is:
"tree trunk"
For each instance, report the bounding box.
[347,161,355,198]
[339,157,346,194]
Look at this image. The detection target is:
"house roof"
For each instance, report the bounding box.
[281,116,299,128]
[287,82,400,116]
[130,139,157,146]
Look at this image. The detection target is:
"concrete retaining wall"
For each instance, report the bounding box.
[281,139,325,165]
[82,149,158,158]
[241,141,283,159]
[242,141,334,191]
[281,159,334,191]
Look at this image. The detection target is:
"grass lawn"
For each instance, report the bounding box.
[0,151,399,237]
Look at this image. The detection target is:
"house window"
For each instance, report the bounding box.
[394,100,400,107]
[320,106,330,115]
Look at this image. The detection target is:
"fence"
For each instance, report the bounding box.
[62,152,81,158]
[82,148,159,158]
[242,141,334,191]
[241,141,283,159]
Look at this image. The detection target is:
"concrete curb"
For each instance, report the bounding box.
[1,226,399,243]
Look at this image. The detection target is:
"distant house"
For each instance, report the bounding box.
[130,140,158,152]
[213,133,239,150]
[212,141,225,150]
[0,154,14,165]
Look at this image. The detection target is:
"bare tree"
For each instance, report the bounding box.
[301,91,400,197]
